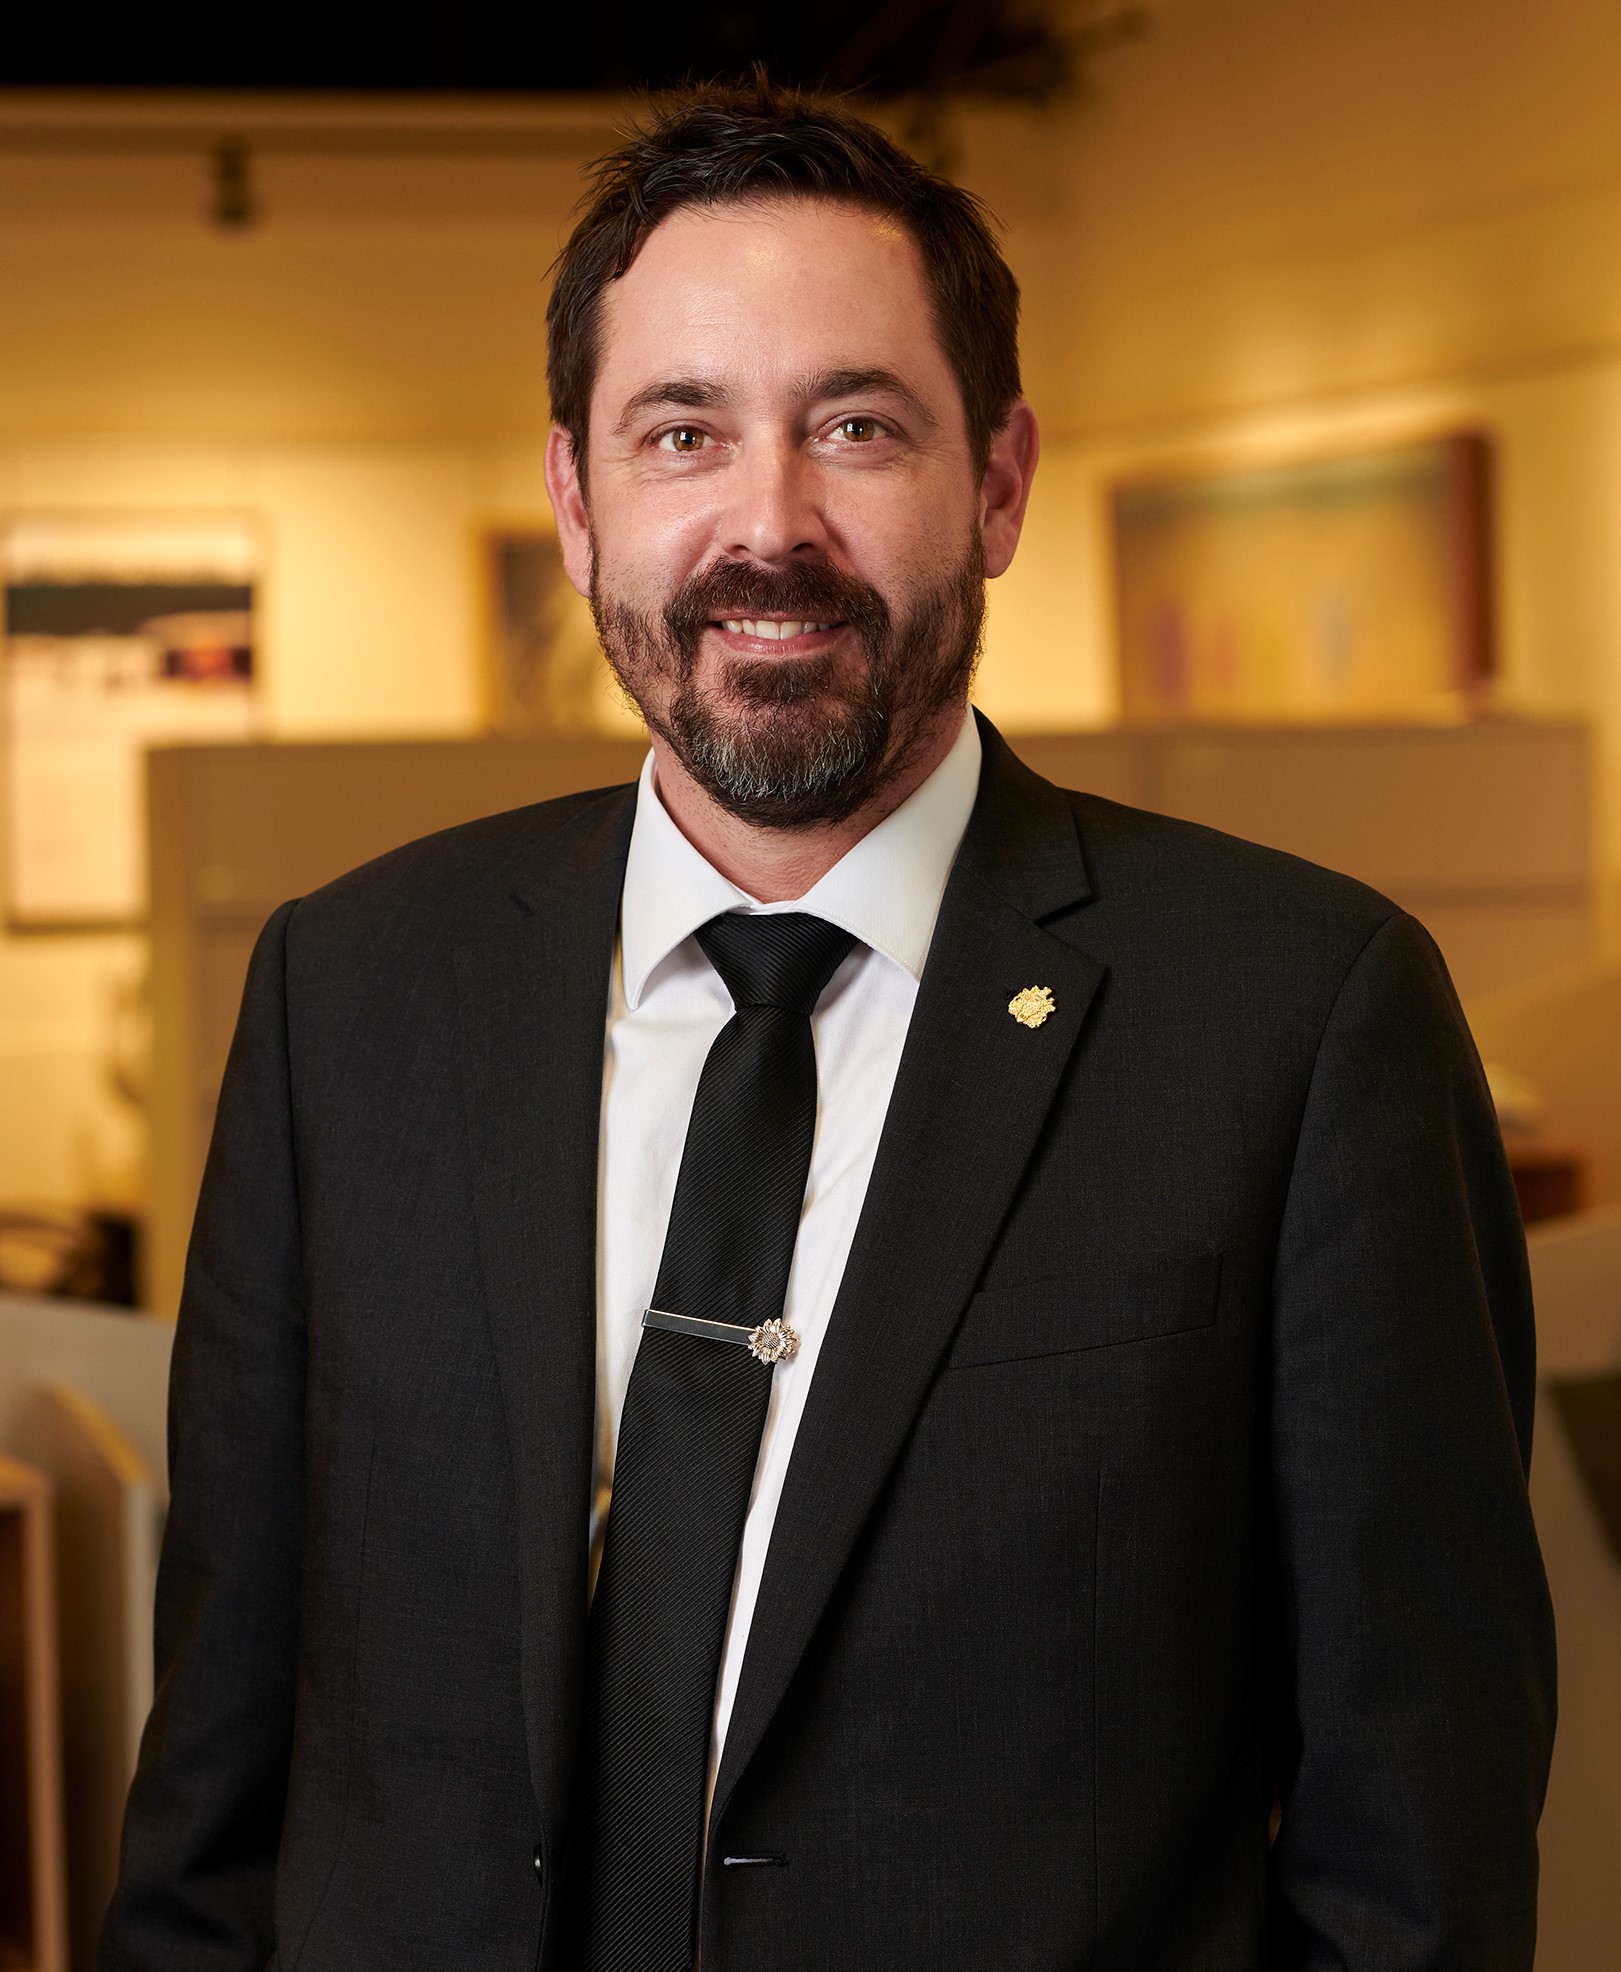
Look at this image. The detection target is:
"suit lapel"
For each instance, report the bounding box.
[713,722,1106,1817]
[454,786,636,1839]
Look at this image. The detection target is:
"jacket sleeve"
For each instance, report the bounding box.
[101,900,306,1972]
[1267,909,1556,1969]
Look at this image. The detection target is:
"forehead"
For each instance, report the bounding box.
[590,197,958,420]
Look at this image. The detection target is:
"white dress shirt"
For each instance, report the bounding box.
[594,706,982,1789]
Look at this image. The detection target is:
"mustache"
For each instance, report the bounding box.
[665,559,890,662]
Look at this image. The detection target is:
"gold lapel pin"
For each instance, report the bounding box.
[1008,985,1056,1029]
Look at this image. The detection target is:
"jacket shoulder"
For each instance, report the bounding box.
[1074,785,1394,915]
[1058,783,1405,986]
[974,718,1399,954]
[283,780,637,954]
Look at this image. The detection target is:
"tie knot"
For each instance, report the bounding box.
[696,911,857,1015]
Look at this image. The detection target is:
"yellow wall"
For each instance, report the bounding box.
[960,0,1621,885]
[7,0,1621,1221]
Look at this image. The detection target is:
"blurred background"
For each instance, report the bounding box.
[1,2,1619,1966]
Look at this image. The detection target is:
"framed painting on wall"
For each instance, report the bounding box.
[1109,431,1495,722]
[1,514,261,928]
[479,523,611,736]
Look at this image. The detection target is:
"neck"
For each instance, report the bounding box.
[647,705,967,902]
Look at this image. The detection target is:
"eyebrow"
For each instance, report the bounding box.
[613,378,730,432]
[801,368,937,429]
[611,366,938,435]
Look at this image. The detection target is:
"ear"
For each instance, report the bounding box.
[977,400,1040,580]
[545,425,595,598]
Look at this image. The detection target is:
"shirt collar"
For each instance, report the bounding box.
[619,706,982,1009]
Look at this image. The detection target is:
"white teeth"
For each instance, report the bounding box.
[720,619,833,639]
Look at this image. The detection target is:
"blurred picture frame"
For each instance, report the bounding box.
[1109,431,1496,722]
[479,521,609,736]
[1,513,262,929]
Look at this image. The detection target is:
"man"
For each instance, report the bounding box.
[103,78,1554,1972]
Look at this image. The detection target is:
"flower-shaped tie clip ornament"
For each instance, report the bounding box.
[747,1318,799,1364]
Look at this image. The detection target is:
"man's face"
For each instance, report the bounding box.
[549,197,1001,828]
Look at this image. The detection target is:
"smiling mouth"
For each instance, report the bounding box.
[717,618,841,641]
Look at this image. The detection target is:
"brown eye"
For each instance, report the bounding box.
[663,427,706,452]
[837,417,880,442]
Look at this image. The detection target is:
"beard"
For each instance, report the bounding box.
[591,539,985,829]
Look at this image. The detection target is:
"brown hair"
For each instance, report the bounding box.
[546,75,1022,484]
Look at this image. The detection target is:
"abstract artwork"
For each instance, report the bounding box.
[1110,433,1494,722]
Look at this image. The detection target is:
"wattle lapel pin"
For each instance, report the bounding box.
[1007,985,1056,1030]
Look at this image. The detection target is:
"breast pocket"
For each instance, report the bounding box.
[946,1251,1223,1369]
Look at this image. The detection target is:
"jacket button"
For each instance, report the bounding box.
[532,1843,545,1882]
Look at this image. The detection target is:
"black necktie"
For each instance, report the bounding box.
[573,910,857,1972]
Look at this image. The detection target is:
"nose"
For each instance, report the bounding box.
[720,433,828,566]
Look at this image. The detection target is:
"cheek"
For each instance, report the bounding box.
[593,490,720,602]
[821,472,976,578]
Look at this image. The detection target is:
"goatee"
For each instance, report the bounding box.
[591,543,985,829]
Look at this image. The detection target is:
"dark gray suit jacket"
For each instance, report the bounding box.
[102,717,1554,1971]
